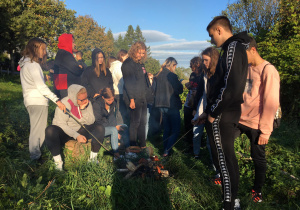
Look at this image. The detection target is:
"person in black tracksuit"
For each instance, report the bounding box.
[53,34,83,98]
[121,41,150,148]
[81,48,113,101]
[199,16,250,210]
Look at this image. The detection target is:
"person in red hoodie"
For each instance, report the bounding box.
[234,36,280,203]
[53,34,83,98]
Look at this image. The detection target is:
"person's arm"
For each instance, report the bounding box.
[29,62,59,103]
[210,43,247,119]
[169,73,183,95]
[121,61,136,100]
[53,102,80,140]
[258,66,280,144]
[81,101,95,125]
[61,53,83,76]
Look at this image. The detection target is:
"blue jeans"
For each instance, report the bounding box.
[105,124,130,153]
[193,124,211,156]
[160,108,181,155]
[145,105,152,138]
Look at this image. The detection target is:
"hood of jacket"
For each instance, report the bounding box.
[91,48,105,67]
[109,60,122,69]
[58,34,73,54]
[18,57,32,68]
[222,31,250,50]
[67,84,85,106]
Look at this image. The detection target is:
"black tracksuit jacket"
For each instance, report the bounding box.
[206,31,250,118]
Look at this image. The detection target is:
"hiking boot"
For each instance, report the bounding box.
[252,189,263,202]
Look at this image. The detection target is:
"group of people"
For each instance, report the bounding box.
[19,15,280,210]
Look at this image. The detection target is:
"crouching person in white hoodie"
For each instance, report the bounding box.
[45,84,105,170]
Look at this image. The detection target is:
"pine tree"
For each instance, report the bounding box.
[124,25,135,49]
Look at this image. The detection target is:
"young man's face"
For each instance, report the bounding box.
[208,27,223,48]
[246,47,255,65]
[75,53,81,61]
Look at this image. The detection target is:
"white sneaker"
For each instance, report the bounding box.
[125,152,137,159]
[234,198,241,210]
[55,161,63,171]
[88,158,99,164]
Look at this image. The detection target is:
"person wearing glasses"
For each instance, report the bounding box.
[45,84,105,171]
[154,57,183,157]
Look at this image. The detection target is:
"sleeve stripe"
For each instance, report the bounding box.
[211,41,237,112]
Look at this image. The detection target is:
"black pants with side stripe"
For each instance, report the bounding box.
[234,123,266,193]
[206,109,241,210]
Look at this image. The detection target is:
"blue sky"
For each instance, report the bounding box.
[64,0,232,67]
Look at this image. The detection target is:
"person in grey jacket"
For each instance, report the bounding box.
[20,38,66,161]
[45,84,105,170]
[154,57,183,156]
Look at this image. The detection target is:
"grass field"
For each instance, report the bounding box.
[0,74,299,209]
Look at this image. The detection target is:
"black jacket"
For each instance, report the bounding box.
[81,48,113,100]
[92,96,117,127]
[206,31,250,118]
[78,59,87,70]
[154,68,183,110]
[121,57,148,105]
[53,49,83,91]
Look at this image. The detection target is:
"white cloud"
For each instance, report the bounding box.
[113,30,185,43]
[150,41,211,51]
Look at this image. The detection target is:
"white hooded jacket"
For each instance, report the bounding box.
[109,60,124,95]
[19,57,59,107]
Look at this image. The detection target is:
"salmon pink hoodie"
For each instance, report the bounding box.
[239,61,280,139]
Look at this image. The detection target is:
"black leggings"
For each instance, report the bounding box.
[129,102,147,147]
[205,110,241,210]
[45,124,105,156]
[234,123,266,193]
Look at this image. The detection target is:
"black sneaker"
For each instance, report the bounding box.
[252,189,263,202]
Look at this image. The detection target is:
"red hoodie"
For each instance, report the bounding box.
[57,34,73,54]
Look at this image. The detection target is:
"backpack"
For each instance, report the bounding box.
[262,63,282,129]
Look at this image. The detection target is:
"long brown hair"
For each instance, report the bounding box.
[95,51,107,77]
[117,49,128,62]
[22,38,47,64]
[201,47,219,78]
[128,41,147,64]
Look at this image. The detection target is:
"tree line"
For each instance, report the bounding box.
[0,0,299,116]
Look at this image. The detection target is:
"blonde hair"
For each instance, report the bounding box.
[22,38,47,64]
[94,51,107,77]
[128,41,147,64]
[156,57,178,76]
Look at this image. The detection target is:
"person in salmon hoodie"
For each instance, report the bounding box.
[234,36,280,203]
[53,34,83,98]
